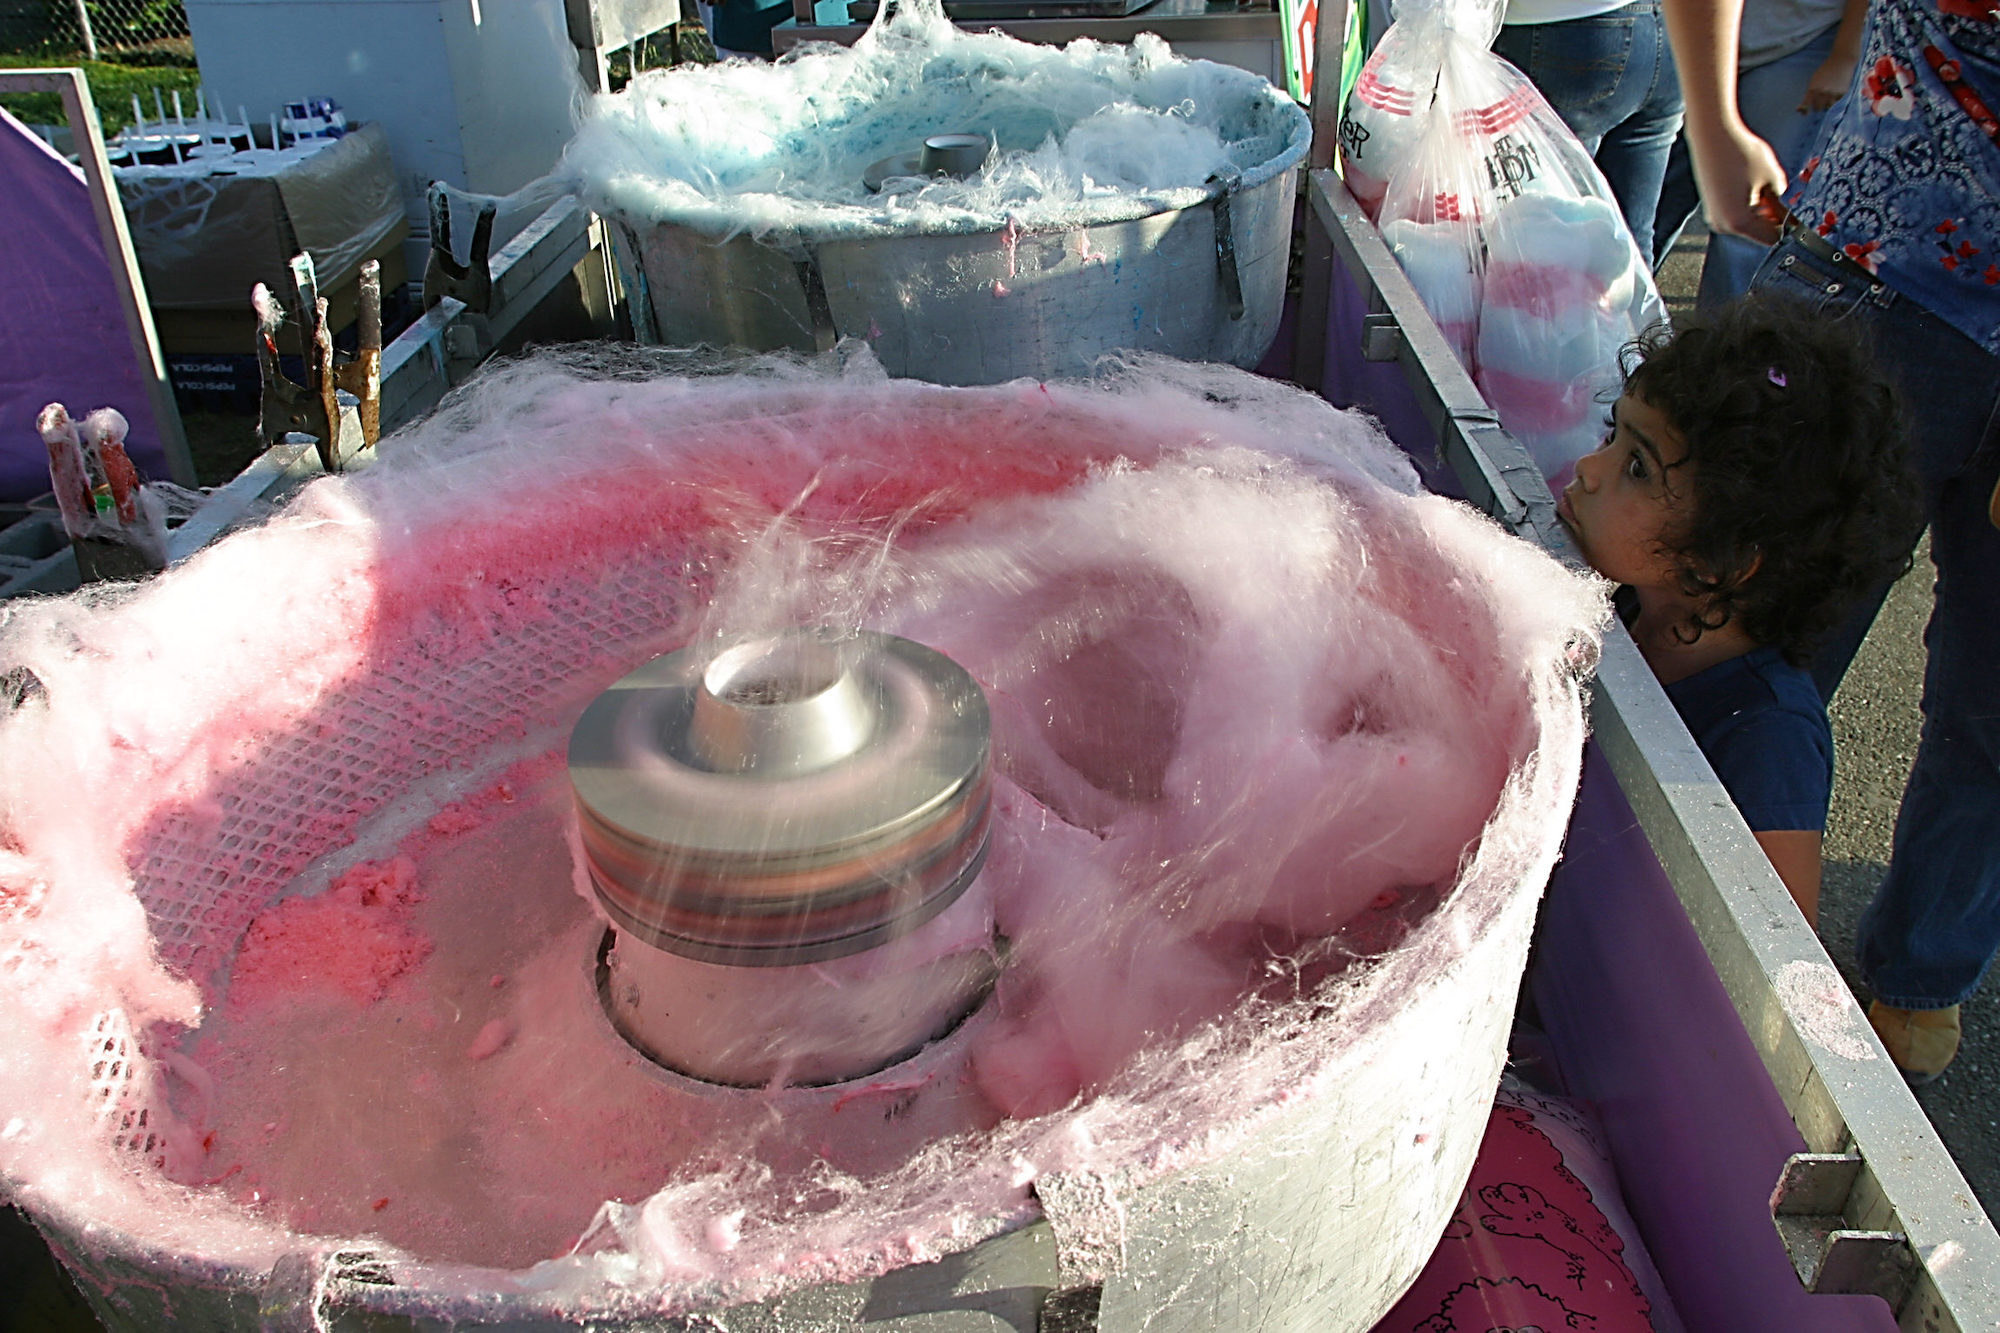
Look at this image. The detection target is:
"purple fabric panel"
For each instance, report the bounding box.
[1531,752,1897,1333]
[0,109,166,503]
[1252,295,1297,380]
[1318,247,1465,499]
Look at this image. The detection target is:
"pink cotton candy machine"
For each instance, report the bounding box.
[0,351,1605,1331]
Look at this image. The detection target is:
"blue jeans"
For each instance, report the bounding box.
[1653,25,1843,301]
[1492,0,1684,268]
[1753,239,2000,1011]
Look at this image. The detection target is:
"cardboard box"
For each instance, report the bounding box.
[118,122,408,319]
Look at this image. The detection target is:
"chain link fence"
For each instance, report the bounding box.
[1,1,190,59]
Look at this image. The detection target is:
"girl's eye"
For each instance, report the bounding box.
[1623,449,1649,481]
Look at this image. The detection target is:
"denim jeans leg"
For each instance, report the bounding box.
[1753,238,2000,1009]
[1492,18,1623,156]
[1859,395,2000,1008]
[1592,6,1681,269]
[1652,133,1698,265]
[1493,0,1679,264]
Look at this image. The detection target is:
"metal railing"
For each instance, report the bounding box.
[1296,159,2000,1333]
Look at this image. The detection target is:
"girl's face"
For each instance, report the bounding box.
[1557,389,1694,593]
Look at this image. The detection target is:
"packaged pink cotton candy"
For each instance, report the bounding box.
[1349,0,1667,481]
[1478,193,1659,474]
[34,403,171,566]
[1338,0,1507,219]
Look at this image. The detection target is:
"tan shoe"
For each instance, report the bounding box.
[1868,1001,1961,1085]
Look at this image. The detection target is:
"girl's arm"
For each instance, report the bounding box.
[1756,829,1824,926]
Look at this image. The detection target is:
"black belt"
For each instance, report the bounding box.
[1780,214,1886,288]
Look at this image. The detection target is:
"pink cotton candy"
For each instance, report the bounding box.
[0,353,1606,1313]
[428,808,484,837]
[466,1019,513,1060]
[227,857,430,1009]
[1476,365,1600,435]
[1481,261,1613,318]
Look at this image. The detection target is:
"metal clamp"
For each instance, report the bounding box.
[255,252,383,473]
[1209,173,1246,322]
[259,1248,392,1332]
[424,181,497,316]
[1772,1152,1919,1304]
[1360,312,1401,362]
[795,251,839,353]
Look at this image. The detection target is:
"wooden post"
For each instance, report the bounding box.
[1309,0,1351,168]
[70,0,98,62]
[18,68,197,486]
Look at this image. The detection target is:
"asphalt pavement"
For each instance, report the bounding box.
[1658,230,1998,1220]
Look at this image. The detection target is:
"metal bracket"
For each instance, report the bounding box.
[795,251,839,354]
[1360,312,1402,362]
[424,181,497,316]
[1771,1152,1920,1304]
[258,1248,392,1331]
[1040,1283,1104,1331]
[1207,172,1247,323]
[611,220,661,345]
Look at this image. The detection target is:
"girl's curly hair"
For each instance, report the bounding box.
[1624,295,1924,664]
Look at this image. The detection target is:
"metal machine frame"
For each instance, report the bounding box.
[1290,7,2000,1325]
[13,20,2000,1326]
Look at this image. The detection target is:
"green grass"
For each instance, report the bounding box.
[0,53,199,137]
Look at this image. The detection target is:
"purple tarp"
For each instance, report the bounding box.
[1,106,168,503]
[1535,757,1897,1333]
[1314,244,1899,1332]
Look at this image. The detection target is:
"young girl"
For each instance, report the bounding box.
[1556,296,1923,925]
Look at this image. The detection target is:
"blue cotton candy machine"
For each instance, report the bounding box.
[561,2,1309,382]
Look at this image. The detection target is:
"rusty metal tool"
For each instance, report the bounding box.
[255,253,384,471]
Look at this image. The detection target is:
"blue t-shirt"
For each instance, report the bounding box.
[1665,646,1835,833]
[1789,0,2000,353]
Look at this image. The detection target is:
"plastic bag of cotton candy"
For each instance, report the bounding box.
[1342,0,1666,479]
[0,347,1607,1331]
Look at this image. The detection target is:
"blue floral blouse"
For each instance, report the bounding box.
[1789,0,2000,352]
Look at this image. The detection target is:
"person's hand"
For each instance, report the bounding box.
[1690,120,1788,243]
[1799,52,1858,112]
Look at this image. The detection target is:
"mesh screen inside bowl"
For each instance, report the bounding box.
[0,351,1606,1321]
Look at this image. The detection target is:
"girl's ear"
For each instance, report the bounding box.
[1675,547,1761,643]
[1684,546,1760,597]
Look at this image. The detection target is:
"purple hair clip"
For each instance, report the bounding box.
[1767,367,1788,388]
